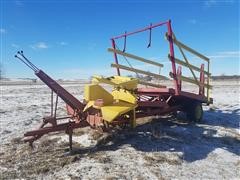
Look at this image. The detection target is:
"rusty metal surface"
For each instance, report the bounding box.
[36,70,84,111]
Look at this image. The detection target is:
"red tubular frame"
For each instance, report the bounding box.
[110,20,179,95]
[111,39,121,76]
[167,20,179,95]
[111,21,168,40]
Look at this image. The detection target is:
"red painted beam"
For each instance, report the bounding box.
[111,21,169,40]
[24,121,89,137]
[138,101,169,108]
[137,88,175,94]
[36,70,85,111]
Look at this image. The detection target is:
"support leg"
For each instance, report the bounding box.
[131,109,136,128]
[69,130,73,151]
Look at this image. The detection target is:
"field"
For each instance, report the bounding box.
[0,79,239,179]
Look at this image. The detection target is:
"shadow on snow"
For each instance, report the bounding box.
[72,110,240,162]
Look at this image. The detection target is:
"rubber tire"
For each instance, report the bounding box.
[186,102,203,122]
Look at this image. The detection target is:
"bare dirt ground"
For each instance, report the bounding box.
[0,80,239,179]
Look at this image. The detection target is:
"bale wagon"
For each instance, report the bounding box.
[14,20,213,150]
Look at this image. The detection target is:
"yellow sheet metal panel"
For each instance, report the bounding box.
[111,76,138,90]
[92,75,116,86]
[92,75,138,90]
[101,101,136,122]
[85,76,138,122]
[112,89,137,104]
[83,100,95,112]
[84,84,114,105]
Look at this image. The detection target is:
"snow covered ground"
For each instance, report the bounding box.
[0,80,239,179]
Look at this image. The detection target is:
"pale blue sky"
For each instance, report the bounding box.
[1,0,239,79]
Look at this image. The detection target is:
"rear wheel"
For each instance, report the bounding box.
[186,102,203,122]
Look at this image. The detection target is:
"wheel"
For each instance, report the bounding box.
[186,102,203,122]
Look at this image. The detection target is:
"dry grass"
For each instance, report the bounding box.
[0,137,80,179]
[144,153,182,166]
[73,127,88,136]
[88,152,112,164]
[90,130,104,140]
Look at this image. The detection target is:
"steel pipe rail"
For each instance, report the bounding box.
[111,20,169,40]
